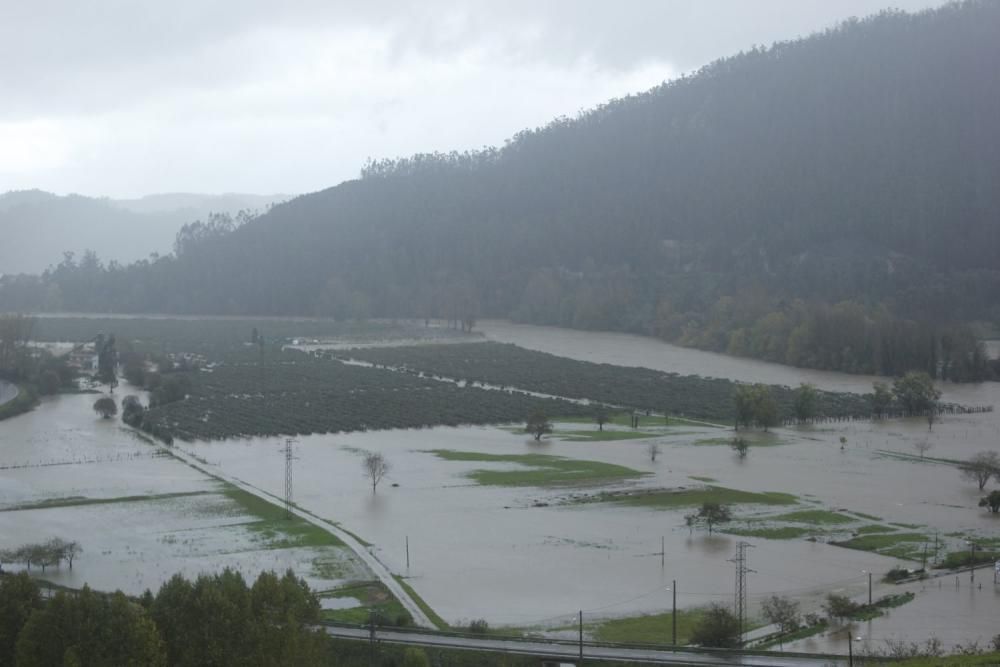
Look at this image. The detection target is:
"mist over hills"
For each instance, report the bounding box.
[3,1,998,379]
[0,190,289,275]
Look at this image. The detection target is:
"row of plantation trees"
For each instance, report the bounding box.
[0,568,327,667]
[0,538,81,572]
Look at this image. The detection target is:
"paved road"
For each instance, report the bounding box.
[166,445,435,628]
[0,380,18,407]
[322,625,845,666]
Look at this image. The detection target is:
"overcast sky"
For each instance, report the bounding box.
[1,0,945,199]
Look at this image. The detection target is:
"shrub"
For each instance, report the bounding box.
[37,370,61,396]
[467,619,489,635]
[690,604,741,648]
[93,396,117,419]
[824,593,860,619]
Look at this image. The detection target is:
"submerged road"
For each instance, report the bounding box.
[322,625,845,666]
[165,445,435,628]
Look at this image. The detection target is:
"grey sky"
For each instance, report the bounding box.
[1,0,944,198]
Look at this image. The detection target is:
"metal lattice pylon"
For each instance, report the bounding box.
[283,438,297,519]
[729,541,755,641]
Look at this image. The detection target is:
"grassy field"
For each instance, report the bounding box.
[724,525,817,539]
[768,509,855,525]
[320,581,411,625]
[589,486,798,509]
[590,608,705,645]
[393,575,450,630]
[553,429,662,442]
[222,487,345,548]
[833,532,930,560]
[0,490,211,512]
[428,450,646,487]
[693,431,785,447]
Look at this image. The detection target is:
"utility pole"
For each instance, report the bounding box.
[368,607,376,667]
[283,437,296,519]
[660,536,665,568]
[672,579,677,648]
[729,542,755,642]
[578,610,584,661]
[847,629,853,667]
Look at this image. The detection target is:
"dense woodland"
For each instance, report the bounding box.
[2,2,999,380]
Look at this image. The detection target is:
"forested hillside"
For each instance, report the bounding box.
[3,1,998,380]
[0,190,287,275]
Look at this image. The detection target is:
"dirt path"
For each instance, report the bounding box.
[165,444,435,628]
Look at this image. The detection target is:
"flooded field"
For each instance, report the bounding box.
[0,392,373,597]
[3,318,998,652]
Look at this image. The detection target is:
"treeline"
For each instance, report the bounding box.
[2,2,999,381]
[0,569,326,666]
[0,315,79,420]
[0,571,644,667]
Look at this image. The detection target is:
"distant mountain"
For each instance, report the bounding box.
[0,190,289,275]
[4,1,998,379]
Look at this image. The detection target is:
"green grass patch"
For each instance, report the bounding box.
[848,511,882,521]
[0,383,38,421]
[834,533,929,560]
[554,413,675,429]
[222,487,344,548]
[693,431,784,447]
[856,524,898,534]
[754,621,829,649]
[893,652,1000,666]
[874,449,965,467]
[590,609,705,645]
[889,522,922,529]
[688,475,717,483]
[934,549,1000,570]
[321,582,411,626]
[723,525,816,539]
[593,485,797,509]
[1,491,212,512]
[554,429,659,442]
[427,450,645,487]
[769,509,855,525]
[392,575,449,630]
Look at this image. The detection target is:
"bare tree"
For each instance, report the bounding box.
[962,451,1000,490]
[684,502,732,534]
[761,595,801,634]
[647,442,660,462]
[913,440,933,459]
[363,451,390,494]
[594,408,610,432]
[730,436,749,458]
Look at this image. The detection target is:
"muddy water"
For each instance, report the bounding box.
[0,392,370,595]
[0,392,214,507]
[4,320,999,647]
[182,425,900,627]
